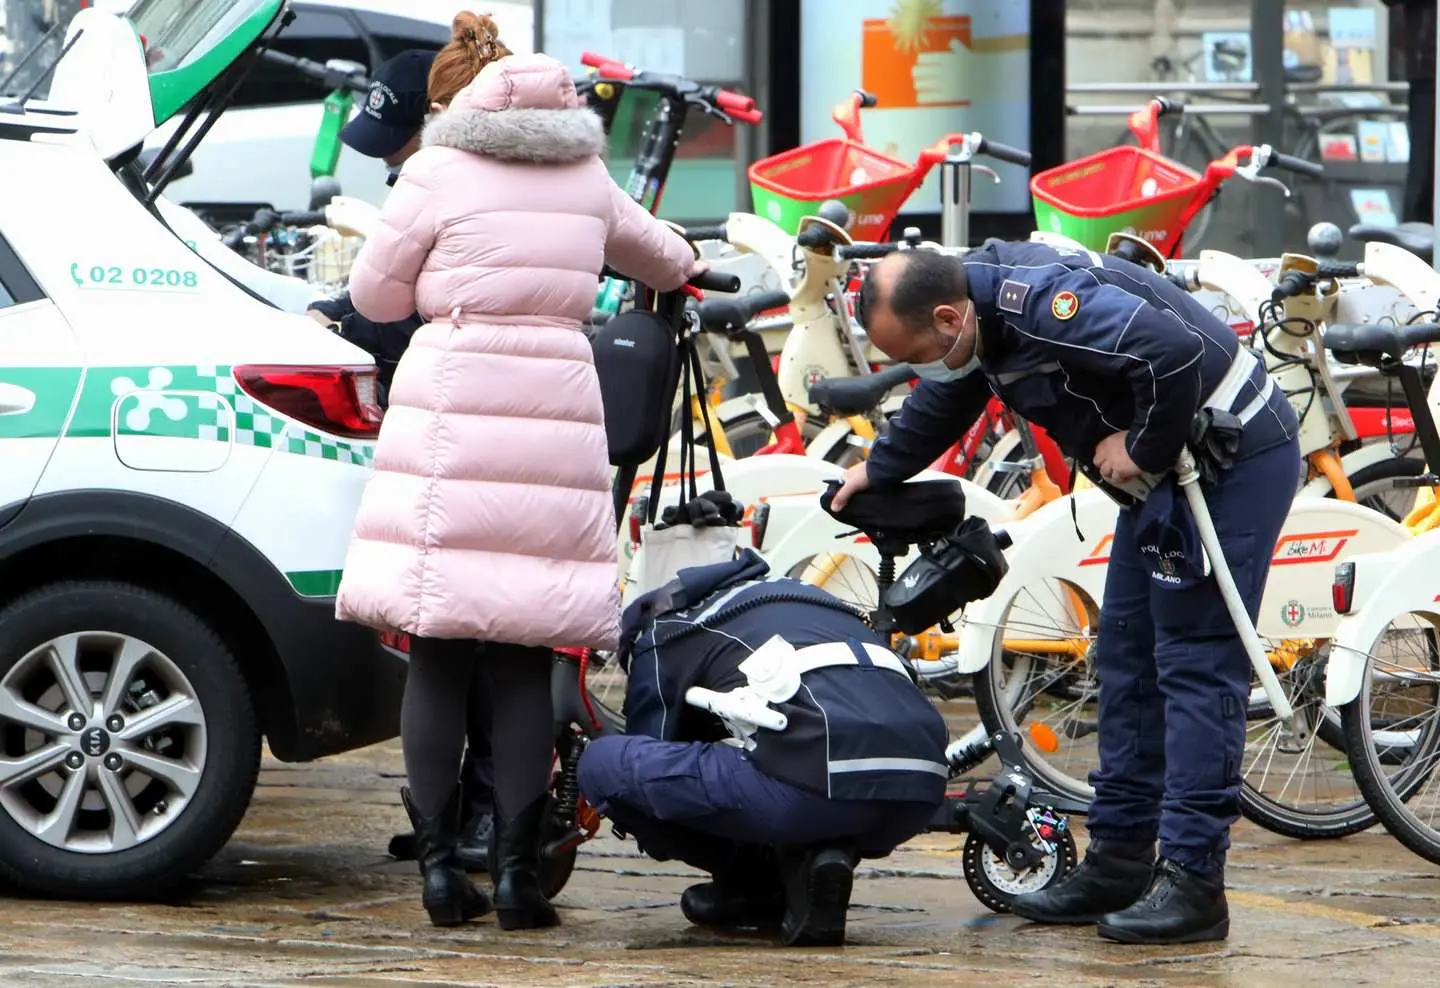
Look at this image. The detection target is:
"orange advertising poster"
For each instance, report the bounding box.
[861,15,972,109]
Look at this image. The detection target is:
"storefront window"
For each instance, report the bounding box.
[542,0,747,223]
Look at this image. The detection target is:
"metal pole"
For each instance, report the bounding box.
[1251,0,1287,257]
[939,158,971,248]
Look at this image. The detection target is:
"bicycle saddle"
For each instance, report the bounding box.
[694,289,791,336]
[1323,322,1440,365]
[808,363,916,416]
[1284,64,1324,85]
[1348,222,1435,262]
[820,477,967,548]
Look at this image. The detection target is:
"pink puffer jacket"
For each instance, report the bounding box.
[335,53,695,649]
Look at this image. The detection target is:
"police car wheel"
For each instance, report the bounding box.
[0,581,260,899]
[961,828,1078,914]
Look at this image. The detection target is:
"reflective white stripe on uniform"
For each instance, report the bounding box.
[1202,348,1275,426]
[830,757,949,777]
[787,641,910,678]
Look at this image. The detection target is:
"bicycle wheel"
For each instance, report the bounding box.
[1340,610,1440,864]
[971,571,1380,839]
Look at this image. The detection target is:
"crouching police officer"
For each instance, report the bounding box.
[830,242,1300,944]
[577,548,948,947]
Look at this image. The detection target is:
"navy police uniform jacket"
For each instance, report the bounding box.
[618,550,948,805]
[866,241,1297,486]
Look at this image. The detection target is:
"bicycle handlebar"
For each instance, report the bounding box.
[579,51,762,125]
[681,222,729,243]
[259,49,369,93]
[223,207,330,248]
[1270,259,1361,301]
[973,135,1031,167]
[836,242,902,260]
[689,269,742,294]
[695,289,792,336]
[1267,150,1325,178]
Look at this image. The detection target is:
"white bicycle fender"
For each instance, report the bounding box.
[1325,529,1440,706]
[970,429,1023,491]
[806,419,859,461]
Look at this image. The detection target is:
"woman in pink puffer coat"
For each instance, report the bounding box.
[335,50,697,931]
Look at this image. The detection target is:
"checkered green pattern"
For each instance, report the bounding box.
[194,365,376,466]
[0,364,376,466]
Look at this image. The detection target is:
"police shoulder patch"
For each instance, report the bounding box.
[1050,290,1080,321]
[996,279,1031,315]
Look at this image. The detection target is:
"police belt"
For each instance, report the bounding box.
[1204,347,1275,426]
[784,641,911,677]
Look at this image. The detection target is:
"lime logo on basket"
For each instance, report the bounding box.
[1050,290,1080,321]
[70,264,199,291]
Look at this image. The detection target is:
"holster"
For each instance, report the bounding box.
[1188,408,1244,486]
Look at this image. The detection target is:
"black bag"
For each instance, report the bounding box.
[591,310,681,467]
[883,517,1010,634]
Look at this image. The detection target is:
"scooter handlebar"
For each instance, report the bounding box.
[975,136,1032,167]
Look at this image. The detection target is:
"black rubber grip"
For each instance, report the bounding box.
[1316,259,1360,279]
[1270,152,1324,178]
[1271,270,1315,301]
[797,224,841,250]
[836,243,900,260]
[690,269,742,294]
[280,210,328,227]
[976,137,1031,167]
[682,223,728,243]
[1153,96,1184,116]
[696,289,791,334]
[857,89,878,108]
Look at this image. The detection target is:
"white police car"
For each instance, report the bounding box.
[0,0,404,898]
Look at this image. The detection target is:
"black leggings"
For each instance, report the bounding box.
[403,637,554,819]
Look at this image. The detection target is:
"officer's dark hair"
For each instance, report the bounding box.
[857,248,970,332]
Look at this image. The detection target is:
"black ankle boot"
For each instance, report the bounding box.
[493,795,561,930]
[779,845,856,947]
[1010,838,1155,925]
[1097,859,1229,944]
[401,787,491,927]
[681,881,787,929]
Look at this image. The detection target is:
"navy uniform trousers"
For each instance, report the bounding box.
[578,736,935,875]
[1085,437,1301,876]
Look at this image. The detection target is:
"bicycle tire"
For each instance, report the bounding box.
[1340,617,1440,865]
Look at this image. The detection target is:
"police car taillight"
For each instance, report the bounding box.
[233,365,384,440]
[1332,561,1356,615]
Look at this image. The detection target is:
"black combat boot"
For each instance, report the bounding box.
[1010,838,1155,924]
[401,787,491,927]
[492,794,561,930]
[681,847,786,930]
[778,845,856,947]
[1097,858,1229,944]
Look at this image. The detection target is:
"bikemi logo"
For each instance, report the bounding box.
[1281,599,1306,628]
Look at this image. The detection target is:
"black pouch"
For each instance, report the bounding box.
[883,517,1010,634]
[1189,408,1244,486]
[591,310,681,467]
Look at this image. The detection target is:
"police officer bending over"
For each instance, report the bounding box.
[830,242,1300,944]
[577,549,948,947]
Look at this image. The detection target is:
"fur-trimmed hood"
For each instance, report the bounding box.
[423,105,606,164]
[422,51,605,164]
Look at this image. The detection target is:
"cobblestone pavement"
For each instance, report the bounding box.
[1,739,1437,986]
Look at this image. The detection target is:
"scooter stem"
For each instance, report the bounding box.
[1174,449,1297,727]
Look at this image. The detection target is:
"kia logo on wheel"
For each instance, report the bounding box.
[80,727,110,758]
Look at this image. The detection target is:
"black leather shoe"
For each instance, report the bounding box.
[493,795,561,930]
[401,787,491,927]
[1097,859,1229,945]
[1011,838,1155,925]
[780,846,856,947]
[681,881,786,929]
[454,812,493,874]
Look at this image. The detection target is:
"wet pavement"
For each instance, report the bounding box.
[2,739,1438,987]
